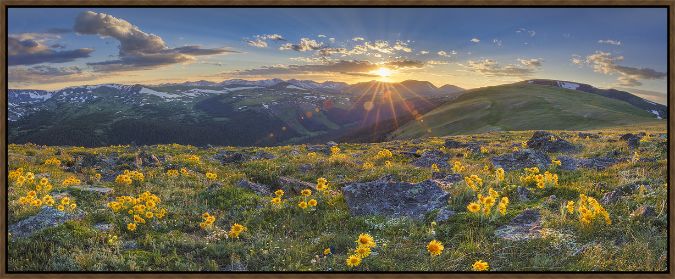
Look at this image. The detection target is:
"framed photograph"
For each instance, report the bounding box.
[2,1,672,275]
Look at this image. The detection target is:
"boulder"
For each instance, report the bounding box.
[443,139,465,149]
[620,133,643,149]
[557,155,627,171]
[577,132,600,139]
[342,177,450,220]
[435,208,456,222]
[526,131,577,153]
[491,149,551,171]
[252,151,276,160]
[214,151,251,164]
[413,150,450,168]
[236,179,272,196]
[9,206,85,238]
[631,205,657,219]
[516,186,532,201]
[601,183,643,204]
[306,145,331,155]
[431,173,463,187]
[277,176,316,194]
[494,209,542,241]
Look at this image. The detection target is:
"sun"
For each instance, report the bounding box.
[375,67,392,78]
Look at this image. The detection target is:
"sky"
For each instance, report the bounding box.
[7,8,668,102]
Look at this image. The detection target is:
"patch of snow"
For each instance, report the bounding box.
[650,110,662,119]
[187,88,229,94]
[286,85,307,90]
[139,87,180,99]
[557,81,579,90]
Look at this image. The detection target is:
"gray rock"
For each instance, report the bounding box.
[277,176,316,195]
[252,151,275,160]
[620,133,643,149]
[601,183,643,204]
[557,155,627,171]
[222,262,248,271]
[516,186,532,201]
[491,149,551,171]
[631,205,657,219]
[431,173,463,187]
[326,141,338,147]
[494,209,542,241]
[94,223,113,232]
[214,151,251,164]
[122,240,138,250]
[306,145,331,155]
[342,177,450,220]
[527,131,577,153]
[413,150,450,168]
[443,139,465,149]
[435,208,456,222]
[236,179,272,196]
[577,132,600,139]
[9,206,85,238]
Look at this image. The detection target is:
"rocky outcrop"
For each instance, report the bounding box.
[491,149,551,171]
[526,131,577,153]
[494,209,542,241]
[9,207,85,238]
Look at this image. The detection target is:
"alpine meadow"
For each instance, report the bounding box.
[5,7,670,272]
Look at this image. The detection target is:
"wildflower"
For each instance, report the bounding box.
[345,255,362,267]
[145,211,153,219]
[316,177,329,191]
[495,168,505,182]
[298,201,308,209]
[228,223,246,238]
[166,169,179,177]
[301,189,312,197]
[384,160,393,168]
[355,246,371,258]
[323,248,332,255]
[39,178,49,185]
[566,201,575,214]
[60,197,70,205]
[70,203,77,209]
[115,174,133,186]
[472,260,489,271]
[57,205,65,211]
[632,151,640,163]
[467,202,481,213]
[274,189,284,197]
[94,173,102,181]
[307,152,318,158]
[31,199,43,207]
[308,199,318,207]
[356,233,376,248]
[127,223,137,231]
[44,157,61,166]
[362,162,374,169]
[427,240,444,256]
[27,190,37,197]
[480,146,489,154]
[271,197,282,205]
[551,159,561,166]
[330,146,341,155]
[431,163,440,173]
[205,172,217,180]
[377,149,393,159]
[521,141,527,148]
[452,161,466,173]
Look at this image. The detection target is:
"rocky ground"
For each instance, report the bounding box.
[6,123,668,271]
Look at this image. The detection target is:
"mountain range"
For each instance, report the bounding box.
[7,78,666,147]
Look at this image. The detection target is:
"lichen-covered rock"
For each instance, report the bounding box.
[214,151,251,164]
[516,186,532,201]
[236,179,272,196]
[494,209,542,241]
[631,205,657,219]
[413,150,450,168]
[601,183,643,204]
[491,149,551,171]
[342,177,450,220]
[620,133,643,149]
[527,131,577,153]
[557,155,626,171]
[9,206,85,238]
[435,208,456,222]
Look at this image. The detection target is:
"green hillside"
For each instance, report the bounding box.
[390,84,663,139]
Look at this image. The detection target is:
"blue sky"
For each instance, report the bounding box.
[7,7,668,102]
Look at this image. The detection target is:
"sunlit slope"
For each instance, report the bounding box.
[390,84,662,139]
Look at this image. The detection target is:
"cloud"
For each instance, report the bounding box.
[598,39,621,46]
[418,50,429,55]
[74,11,235,72]
[461,58,542,77]
[232,59,425,76]
[570,54,584,66]
[9,65,96,84]
[575,51,666,86]
[245,34,285,48]
[8,35,93,66]
[437,50,456,58]
[246,39,268,48]
[392,40,412,52]
[518,58,543,67]
[318,34,327,38]
[470,38,480,43]
[427,60,450,65]
[492,39,502,47]
[352,37,365,41]
[279,38,324,52]
[516,28,536,37]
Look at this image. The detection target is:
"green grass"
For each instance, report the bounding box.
[6,123,668,271]
[391,84,661,139]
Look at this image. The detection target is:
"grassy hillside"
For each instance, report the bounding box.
[7,123,667,271]
[390,84,662,140]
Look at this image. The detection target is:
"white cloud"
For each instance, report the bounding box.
[573,51,666,86]
[352,37,365,41]
[462,58,542,77]
[280,38,324,52]
[492,39,502,47]
[598,39,621,46]
[317,34,327,38]
[470,38,480,43]
[516,28,536,37]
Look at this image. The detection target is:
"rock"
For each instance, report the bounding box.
[600,183,642,204]
[94,223,113,232]
[298,164,313,173]
[411,139,422,144]
[577,132,600,139]
[289,150,301,157]
[236,179,272,196]
[214,151,251,164]
[526,131,577,153]
[222,262,247,272]
[435,208,456,222]
[516,186,532,201]
[9,206,85,238]
[400,151,421,158]
[306,145,330,155]
[252,151,275,160]
[620,133,643,149]
[431,173,463,187]
[557,155,626,171]
[494,209,542,241]
[277,176,316,194]
[70,186,114,195]
[542,195,557,209]
[413,150,450,168]
[342,177,450,220]
[326,141,338,147]
[444,139,465,149]
[631,205,657,219]
[491,149,551,171]
[122,240,138,250]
